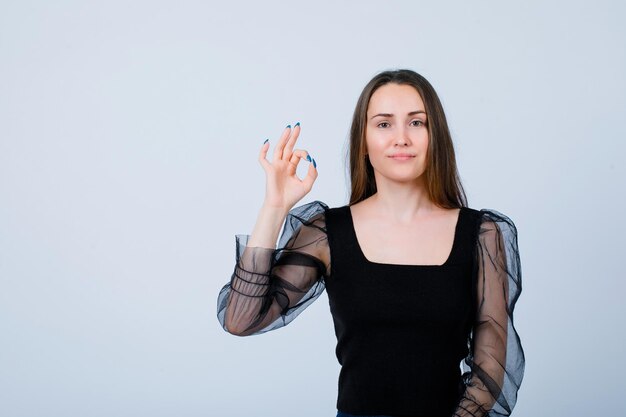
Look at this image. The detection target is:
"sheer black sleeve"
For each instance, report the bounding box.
[217,200,330,337]
[452,209,525,417]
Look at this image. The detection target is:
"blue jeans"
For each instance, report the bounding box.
[336,412,393,417]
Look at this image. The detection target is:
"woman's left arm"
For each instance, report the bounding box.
[452,209,525,417]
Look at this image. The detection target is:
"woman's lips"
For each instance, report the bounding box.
[388,154,415,161]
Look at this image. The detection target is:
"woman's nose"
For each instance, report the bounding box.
[394,127,411,145]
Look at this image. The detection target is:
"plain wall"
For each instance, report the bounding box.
[1,1,625,416]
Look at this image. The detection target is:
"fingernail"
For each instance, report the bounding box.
[306,154,311,162]
[263,139,269,144]
[286,124,291,129]
[295,122,300,127]
[312,158,317,168]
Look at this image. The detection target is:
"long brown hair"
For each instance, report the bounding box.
[348,69,467,209]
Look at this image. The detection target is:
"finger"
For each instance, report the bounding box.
[283,122,300,161]
[302,156,318,190]
[287,149,310,176]
[258,139,271,171]
[273,124,292,161]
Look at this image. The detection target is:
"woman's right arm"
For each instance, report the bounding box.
[217,200,330,336]
[216,123,327,336]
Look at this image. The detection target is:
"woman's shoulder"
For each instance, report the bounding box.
[461,206,520,245]
[294,202,518,227]
[287,201,355,235]
[288,200,347,215]
[475,207,518,229]
[285,200,347,230]
[290,200,350,216]
[464,206,516,224]
[289,199,329,213]
[465,206,520,247]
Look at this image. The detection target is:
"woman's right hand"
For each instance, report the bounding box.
[258,123,318,212]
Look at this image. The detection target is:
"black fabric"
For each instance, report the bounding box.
[324,205,478,417]
[216,200,525,417]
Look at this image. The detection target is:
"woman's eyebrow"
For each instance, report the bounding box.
[370,110,426,120]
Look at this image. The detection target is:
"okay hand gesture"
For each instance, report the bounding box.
[258,123,318,212]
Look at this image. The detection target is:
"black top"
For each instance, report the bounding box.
[217,200,525,417]
[325,205,480,417]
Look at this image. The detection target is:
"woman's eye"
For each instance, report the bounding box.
[378,122,390,128]
[411,120,425,127]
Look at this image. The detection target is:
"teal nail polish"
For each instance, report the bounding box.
[295,122,300,127]
[286,124,291,129]
[312,158,317,168]
[263,139,269,144]
[306,154,311,162]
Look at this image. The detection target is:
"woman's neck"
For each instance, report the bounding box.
[364,186,440,224]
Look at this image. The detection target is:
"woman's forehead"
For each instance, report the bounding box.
[368,84,425,115]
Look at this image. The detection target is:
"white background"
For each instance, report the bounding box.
[1,1,624,416]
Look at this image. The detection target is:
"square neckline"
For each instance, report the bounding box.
[345,205,465,268]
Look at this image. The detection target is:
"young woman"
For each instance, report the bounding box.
[217,69,525,417]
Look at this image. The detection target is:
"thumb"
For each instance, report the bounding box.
[302,157,318,190]
[258,139,271,172]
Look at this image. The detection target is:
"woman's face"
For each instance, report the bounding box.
[365,83,429,186]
